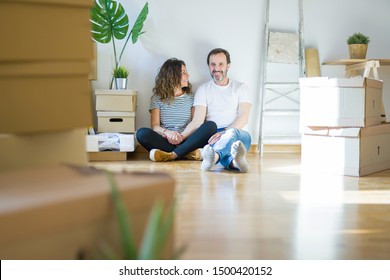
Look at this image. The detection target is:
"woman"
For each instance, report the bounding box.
[136,58,217,162]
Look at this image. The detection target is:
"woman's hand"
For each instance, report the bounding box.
[165,130,184,145]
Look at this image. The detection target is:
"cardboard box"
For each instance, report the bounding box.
[97,112,136,133]
[88,151,128,162]
[0,0,93,62]
[300,77,383,128]
[0,61,93,134]
[95,89,137,112]
[86,134,135,152]
[0,128,88,172]
[86,133,135,162]
[0,164,175,259]
[301,123,390,176]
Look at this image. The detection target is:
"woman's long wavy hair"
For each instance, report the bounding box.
[153,58,192,102]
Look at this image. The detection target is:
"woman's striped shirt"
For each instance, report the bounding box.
[150,93,194,133]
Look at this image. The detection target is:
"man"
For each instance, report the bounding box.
[184,48,252,172]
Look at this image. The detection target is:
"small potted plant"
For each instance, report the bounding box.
[113,66,129,89]
[346,32,370,59]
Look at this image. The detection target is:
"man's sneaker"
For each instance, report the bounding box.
[184,149,203,161]
[149,149,173,162]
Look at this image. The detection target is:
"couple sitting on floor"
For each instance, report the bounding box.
[136,48,252,173]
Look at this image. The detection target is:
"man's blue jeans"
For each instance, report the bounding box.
[211,128,251,170]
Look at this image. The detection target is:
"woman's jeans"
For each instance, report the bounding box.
[211,128,251,170]
[136,121,217,158]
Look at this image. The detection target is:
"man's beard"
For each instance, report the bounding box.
[211,70,226,83]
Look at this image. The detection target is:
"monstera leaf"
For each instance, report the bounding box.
[90,0,149,88]
[91,0,129,44]
[130,3,149,44]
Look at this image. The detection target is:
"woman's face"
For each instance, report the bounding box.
[180,64,189,88]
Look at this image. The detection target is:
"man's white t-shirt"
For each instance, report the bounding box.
[193,79,251,128]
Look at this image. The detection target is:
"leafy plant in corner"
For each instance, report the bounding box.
[90,0,149,89]
[101,171,184,260]
[347,32,370,45]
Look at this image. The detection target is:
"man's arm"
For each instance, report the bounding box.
[180,105,207,139]
[225,102,251,130]
[207,102,251,145]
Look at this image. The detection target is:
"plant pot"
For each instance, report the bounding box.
[115,78,128,90]
[348,44,368,59]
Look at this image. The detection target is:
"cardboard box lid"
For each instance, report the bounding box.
[0,0,92,7]
[97,111,136,117]
[302,123,390,138]
[95,89,138,96]
[0,164,175,244]
[299,77,383,89]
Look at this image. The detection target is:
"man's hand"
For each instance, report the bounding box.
[208,131,224,145]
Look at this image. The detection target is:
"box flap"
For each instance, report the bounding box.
[97,111,136,117]
[365,78,383,89]
[360,123,390,137]
[95,89,137,96]
[302,126,361,137]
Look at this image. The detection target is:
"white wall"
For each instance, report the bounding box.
[92,0,390,145]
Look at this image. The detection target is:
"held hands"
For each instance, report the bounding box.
[164,130,184,145]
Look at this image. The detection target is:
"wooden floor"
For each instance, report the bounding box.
[91,151,390,260]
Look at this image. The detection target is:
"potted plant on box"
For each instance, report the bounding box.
[113,66,129,89]
[347,32,370,59]
[90,0,149,89]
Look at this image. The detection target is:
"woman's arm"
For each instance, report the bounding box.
[150,108,166,135]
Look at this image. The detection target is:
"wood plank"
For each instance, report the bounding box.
[323,59,390,66]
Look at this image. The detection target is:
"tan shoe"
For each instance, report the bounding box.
[184,149,203,161]
[149,149,173,162]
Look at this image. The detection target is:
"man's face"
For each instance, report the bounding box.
[208,52,230,85]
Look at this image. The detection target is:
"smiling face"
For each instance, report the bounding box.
[208,52,230,86]
[180,65,189,88]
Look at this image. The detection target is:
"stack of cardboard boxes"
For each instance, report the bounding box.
[0,0,94,171]
[0,0,175,259]
[87,89,137,161]
[299,76,390,176]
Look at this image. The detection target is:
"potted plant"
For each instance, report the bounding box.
[347,32,370,59]
[90,0,149,89]
[113,66,129,89]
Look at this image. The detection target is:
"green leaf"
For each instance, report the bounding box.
[138,199,175,260]
[105,171,137,260]
[131,2,149,44]
[91,0,129,44]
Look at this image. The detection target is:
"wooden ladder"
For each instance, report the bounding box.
[257,0,306,154]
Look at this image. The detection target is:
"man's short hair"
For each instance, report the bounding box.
[207,48,231,65]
